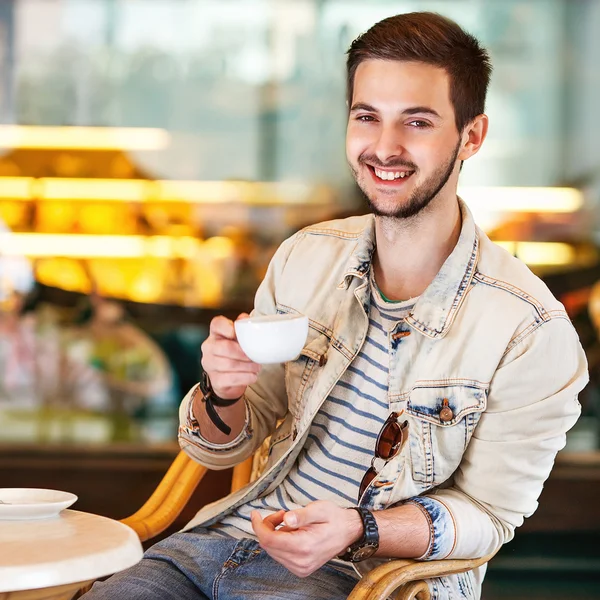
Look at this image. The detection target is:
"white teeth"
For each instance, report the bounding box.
[374,168,411,181]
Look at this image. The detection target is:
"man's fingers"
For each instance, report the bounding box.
[251,511,296,549]
[251,510,275,535]
[283,501,332,530]
[210,372,259,390]
[209,313,251,339]
[202,338,255,364]
[263,510,286,528]
[209,316,236,339]
[202,354,261,374]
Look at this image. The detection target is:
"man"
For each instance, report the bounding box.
[85,12,588,600]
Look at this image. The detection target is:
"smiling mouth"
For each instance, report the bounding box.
[367,165,415,182]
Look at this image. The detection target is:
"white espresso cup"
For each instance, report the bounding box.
[234,314,309,364]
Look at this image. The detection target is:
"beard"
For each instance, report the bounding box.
[350,139,462,220]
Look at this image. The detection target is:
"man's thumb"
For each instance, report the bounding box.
[283,502,328,529]
[283,511,300,529]
[283,500,330,529]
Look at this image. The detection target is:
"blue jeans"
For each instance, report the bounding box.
[82,527,359,600]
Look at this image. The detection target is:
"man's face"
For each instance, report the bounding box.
[346,60,463,219]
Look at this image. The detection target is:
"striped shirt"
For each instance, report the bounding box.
[216,275,417,570]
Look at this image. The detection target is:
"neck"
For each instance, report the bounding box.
[372,194,462,302]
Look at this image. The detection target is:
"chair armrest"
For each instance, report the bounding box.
[231,456,254,493]
[348,553,496,600]
[120,450,208,542]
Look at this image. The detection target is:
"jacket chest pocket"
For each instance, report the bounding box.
[284,325,330,420]
[406,383,487,490]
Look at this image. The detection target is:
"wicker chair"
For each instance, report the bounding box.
[113,448,494,600]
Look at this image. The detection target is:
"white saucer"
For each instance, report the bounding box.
[0,488,78,520]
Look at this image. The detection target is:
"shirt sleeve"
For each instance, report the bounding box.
[177,383,253,458]
[405,316,587,560]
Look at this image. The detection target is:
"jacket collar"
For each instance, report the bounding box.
[337,215,377,283]
[339,199,479,339]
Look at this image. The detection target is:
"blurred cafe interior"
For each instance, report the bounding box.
[1,0,599,598]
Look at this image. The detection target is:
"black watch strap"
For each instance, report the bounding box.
[338,507,379,563]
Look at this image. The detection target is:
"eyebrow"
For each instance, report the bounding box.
[350,103,442,119]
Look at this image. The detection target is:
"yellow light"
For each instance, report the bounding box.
[144,236,173,258]
[42,178,150,202]
[202,236,235,260]
[494,241,575,265]
[35,259,92,293]
[0,201,30,228]
[0,126,170,151]
[129,275,163,303]
[78,204,136,235]
[0,233,202,259]
[173,236,200,259]
[157,180,243,203]
[0,177,332,205]
[0,177,34,199]
[459,187,583,213]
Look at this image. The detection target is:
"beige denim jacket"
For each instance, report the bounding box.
[178,200,587,595]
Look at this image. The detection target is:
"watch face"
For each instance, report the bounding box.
[353,544,377,561]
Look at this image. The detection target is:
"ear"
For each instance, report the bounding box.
[458,114,488,161]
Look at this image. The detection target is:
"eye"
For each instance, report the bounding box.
[356,114,377,123]
[407,120,430,128]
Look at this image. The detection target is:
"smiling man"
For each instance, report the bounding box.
[83,12,587,600]
[347,62,470,220]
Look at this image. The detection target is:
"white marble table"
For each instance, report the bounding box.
[0,510,143,600]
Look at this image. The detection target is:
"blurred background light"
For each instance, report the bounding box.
[459,187,584,214]
[0,233,202,258]
[0,126,171,151]
[0,177,332,205]
[495,241,576,265]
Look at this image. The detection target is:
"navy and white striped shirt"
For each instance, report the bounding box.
[217,276,416,566]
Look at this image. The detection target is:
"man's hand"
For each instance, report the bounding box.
[251,501,363,578]
[201,313,261,399]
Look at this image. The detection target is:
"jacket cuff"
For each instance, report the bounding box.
[406,496,456,560]
[178,383,252,453]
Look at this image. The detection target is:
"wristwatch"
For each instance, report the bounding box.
[198,372,242,436]
[338,507,380,562]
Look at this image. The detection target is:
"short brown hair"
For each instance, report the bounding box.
[347,12,492,132]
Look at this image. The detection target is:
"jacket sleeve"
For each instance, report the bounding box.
[406,316,588,560]
[178,232,302,470]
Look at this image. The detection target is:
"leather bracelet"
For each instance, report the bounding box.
[199,372,242,435]
[210,393,243,408]
[202,394,234,435]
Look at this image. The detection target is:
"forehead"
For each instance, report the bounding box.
[352,60,452,116]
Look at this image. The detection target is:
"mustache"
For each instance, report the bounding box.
[358,153,417,171]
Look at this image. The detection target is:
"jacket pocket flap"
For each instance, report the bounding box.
[407,383,487,426]
[298,327,330,362]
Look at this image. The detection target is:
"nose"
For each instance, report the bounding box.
[373,124,406,165]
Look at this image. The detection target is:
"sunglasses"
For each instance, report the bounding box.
[359,411,409,500]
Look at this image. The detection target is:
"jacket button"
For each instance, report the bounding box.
[391,330,411,340]
[439,399,454,422]
[318,354,328,367]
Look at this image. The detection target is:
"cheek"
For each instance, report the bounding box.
[420,134,460,166]
[346,125,370,163]
[409,141,444,172]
